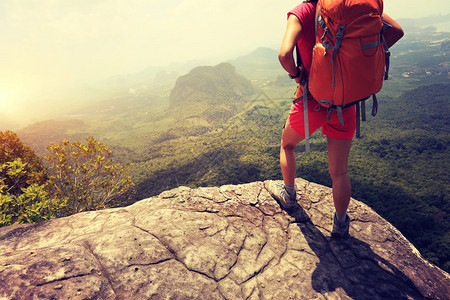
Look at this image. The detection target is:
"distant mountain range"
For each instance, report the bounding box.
[398,14,450,32]
[227,47,283,82]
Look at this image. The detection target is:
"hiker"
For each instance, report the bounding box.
[268,0,403,237]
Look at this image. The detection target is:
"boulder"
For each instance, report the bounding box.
[1,178,449,299]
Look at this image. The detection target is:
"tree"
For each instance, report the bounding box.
[0,160,67,226]
[0,130,47,195]
[0,133,135,227]
[45,137,135,214]
[0,131,66,226]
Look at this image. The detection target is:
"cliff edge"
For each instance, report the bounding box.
[1,178,449,299]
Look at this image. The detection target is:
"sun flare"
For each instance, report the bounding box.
[0,91,14,111]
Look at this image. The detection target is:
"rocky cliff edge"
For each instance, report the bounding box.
[1,178,449,299]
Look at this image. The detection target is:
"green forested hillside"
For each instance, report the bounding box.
[16,28,449,272]
[350,83,449,270]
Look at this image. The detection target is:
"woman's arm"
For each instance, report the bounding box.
[278,14,303,83]
[382,13,404,48]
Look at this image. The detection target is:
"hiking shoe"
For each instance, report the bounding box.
[267,181,297,209]
[331,213,350,238]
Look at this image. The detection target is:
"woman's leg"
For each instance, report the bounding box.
[327,136,353,215]
[280,120,304,185]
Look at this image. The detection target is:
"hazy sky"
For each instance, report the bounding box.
[0,0,447,119]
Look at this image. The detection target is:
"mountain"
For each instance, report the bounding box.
[169,62,256,107]
[1,179,449,299]
[227,47,283,82]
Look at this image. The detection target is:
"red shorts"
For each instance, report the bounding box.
[288,98,356,140]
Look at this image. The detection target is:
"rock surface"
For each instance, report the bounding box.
[1,178,449,299]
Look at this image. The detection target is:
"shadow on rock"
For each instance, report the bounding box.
[286,206,425,300]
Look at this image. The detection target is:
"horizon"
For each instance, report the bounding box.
[0,0,448,127]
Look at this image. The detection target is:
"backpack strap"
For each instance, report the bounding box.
[303,82,311,155]
[361,100,366,121]
[336,106,344,126]
[294,41,310,154]
[355,102,361,138]
[331,26,346,88]
[292,83,311,154]
[381,22,392,80]
[295,46,308,86]
[355,94,378,138]
[295,45,301,69]
[317,14,345,89]
[371,94,378,116]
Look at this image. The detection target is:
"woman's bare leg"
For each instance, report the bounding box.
[280,120,304,185]
[327,136,353,215]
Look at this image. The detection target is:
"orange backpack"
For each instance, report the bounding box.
[296,0,391,153]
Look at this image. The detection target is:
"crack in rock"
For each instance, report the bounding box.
[82,241,119,299]
[36,272,93,287]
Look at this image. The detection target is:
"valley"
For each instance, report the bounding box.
[9,28,450,272]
